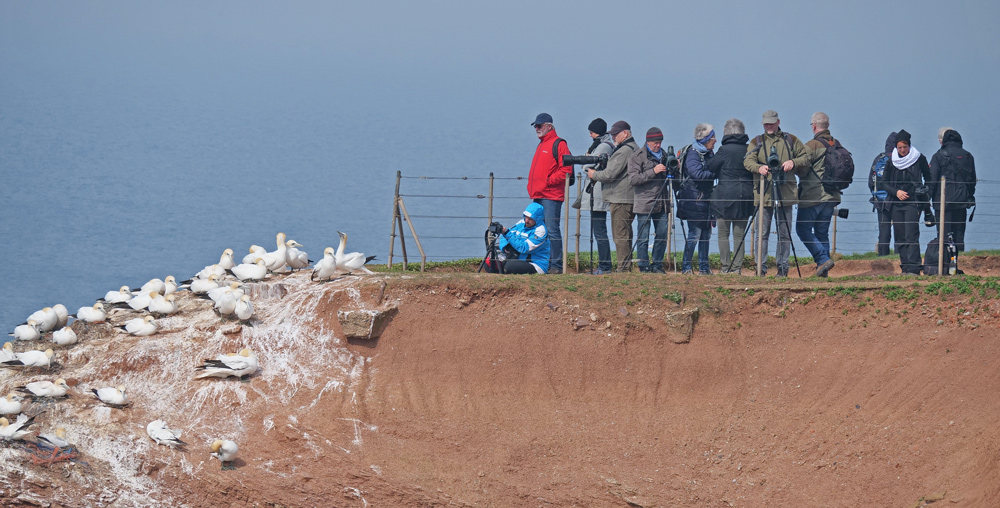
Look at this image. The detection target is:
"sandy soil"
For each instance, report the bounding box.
[3,259,1000,507]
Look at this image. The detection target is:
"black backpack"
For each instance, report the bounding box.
[551,137,574,186]
[815,137,855,193]
[923,234,961,276]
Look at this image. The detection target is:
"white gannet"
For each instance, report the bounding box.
[136,278,165,296]
[241,245,266,264]
[189,274,221,294]
[235,294,254,322]
[52,326,78,346]
[148,293,179,316]
[0,392,23,415]
[213,287,240,316]
[75,302,108,323]
[120,315,157,336]
[3,348,55,368]
[17,379,70,398]
[229,259,268,282]
[163,275,178,295]
[206,281,242,303]
[128,291,157,311]
[285,239,310,270]
[92,385,129,407]
[11,320,41,341]
[103,286,133,304]
[311,247,339,281]
[336,231,376,274]
[194,263,226,281]
[53,304,69,329]
[262,232,289,272]
[27,307,59,333]
[0,414,35,441]
[37,427,71,448]
[219,248,236,270]
[194,348,259,379]
[147,419,187,448]
[210,439,239,465]
[0,343,14,363]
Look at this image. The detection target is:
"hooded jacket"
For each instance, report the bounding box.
[929,129,977,207]
[798,129,843,207]
[708,133,753,220]
[743,129,810,207]
[591,137,638,204]
[497,202,550,273]
[527,129,573,201]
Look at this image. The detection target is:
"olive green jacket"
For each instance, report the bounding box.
[591,138,638,204]
[797,130,842,207]
[743,129,810,207]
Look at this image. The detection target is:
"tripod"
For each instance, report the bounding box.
[727,173,801,276]
[477,228,504,274]
[630,172,675,272]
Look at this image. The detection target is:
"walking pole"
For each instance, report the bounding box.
[832,212,838,256]
[563,177,570,274]
[388,171,402,269]
[667,183,674,271]
[488,172,494,226]
[574,172,581,272]
[938,176,946,277]
[756,173,765,276]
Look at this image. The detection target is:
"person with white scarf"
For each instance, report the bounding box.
[879,129,931,274]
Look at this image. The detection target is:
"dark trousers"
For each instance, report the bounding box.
[891,203,921,274]
[937,205,968,252]
[590,210,613,271]
[876,207,892,256]
[483,259,538,274]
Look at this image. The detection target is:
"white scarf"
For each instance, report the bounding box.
[892,146,921,170]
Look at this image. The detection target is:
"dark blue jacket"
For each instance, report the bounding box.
[676,145,716,226]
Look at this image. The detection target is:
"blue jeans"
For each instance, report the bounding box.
[796,202,835,266]
[535,199,562,272]
[635,212,669,270]
[683,221,712,272]
[591,211,613,271]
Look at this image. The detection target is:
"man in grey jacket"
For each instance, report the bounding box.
[588,121,637,272]
[628,127,671,273]
[574,118,616,273]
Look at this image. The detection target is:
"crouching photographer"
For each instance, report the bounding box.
[481,202,550,274]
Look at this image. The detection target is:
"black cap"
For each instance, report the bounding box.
[531,113,553,126]
[608,120,631,137]
[588,118,607,136]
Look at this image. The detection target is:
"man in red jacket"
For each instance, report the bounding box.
[528,112,572,273]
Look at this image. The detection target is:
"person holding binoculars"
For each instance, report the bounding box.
[743,110,811,277]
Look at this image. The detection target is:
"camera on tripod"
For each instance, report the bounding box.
[664,145,680,179]
[767,145,785,185]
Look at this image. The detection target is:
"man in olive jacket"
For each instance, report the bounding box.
[588,121,638,272]
[797,112,842,278]
[744,110,811,277]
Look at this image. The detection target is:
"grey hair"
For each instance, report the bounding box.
[938,126,954,143]
[723,118,745,136]
[811,112,830,129]
[694,123,714,141]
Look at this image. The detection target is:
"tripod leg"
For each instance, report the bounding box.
[728,214,756,273]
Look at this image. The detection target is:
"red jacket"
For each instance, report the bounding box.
[527,129,572,201]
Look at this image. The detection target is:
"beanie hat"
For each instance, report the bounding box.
[608,120,631,137]
[896,129,911,145]
[646,127,663,142]
[588,118,607,136]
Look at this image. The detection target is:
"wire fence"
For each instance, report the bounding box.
[387,172,997,267]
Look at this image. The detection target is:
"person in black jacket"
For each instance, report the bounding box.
[870,132,897,256]
[708,118,753,273]
[929,128,976,251]
[879,129,931,274]
[676,123,717,274]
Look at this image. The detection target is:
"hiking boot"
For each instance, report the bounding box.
[776,267,789,278]
[699,269,713,276]
[681,268,693,275]
[815,259,835,278]
[638,265,652,273]
[651,265,666,274]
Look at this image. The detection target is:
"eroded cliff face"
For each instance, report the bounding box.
[4,270,1000,507]
[1,274,397,507]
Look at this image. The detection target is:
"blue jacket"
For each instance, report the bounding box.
[676,145,716,225]
[497,202,550,272]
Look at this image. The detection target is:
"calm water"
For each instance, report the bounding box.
[4,74,999,338]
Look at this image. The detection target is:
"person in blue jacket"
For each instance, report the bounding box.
[484,202,550,274]
[676,123,718,274]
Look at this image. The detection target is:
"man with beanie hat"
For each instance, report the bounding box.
[574,118,615,273]
[627,127,672,273]
[588,121,638,272]
[527,112,573,273]
[744,110,810,277]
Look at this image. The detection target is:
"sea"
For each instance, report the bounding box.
[3,74,999,340]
